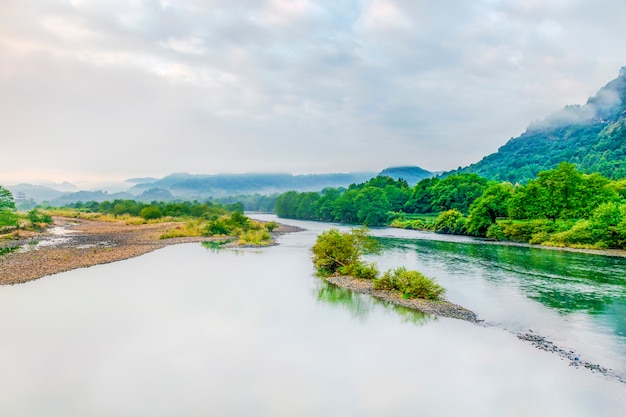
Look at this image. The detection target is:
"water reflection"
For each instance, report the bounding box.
[315,281,434,326]
[379,238,626,318]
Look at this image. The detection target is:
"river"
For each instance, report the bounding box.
[0,214,624,416]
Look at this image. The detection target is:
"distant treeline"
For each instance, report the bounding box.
[275,163,626,249]
[65,199,239,220]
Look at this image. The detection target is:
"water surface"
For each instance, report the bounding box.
[0,215,624,416]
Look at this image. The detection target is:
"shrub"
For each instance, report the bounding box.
[265,221,279,232]
[237,229,271,245]
[373,267,446,301]
[434,210,466,234]
[139,206,163,220]
[27,209,53,227]
[339,261,379,280]
[486,224,505,241]
[545,219,594,246]
[529,231,550,245]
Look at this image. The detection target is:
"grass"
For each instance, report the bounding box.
[159,219,207,239]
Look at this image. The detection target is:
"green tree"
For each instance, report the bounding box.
[466,183,513,236]
[404,177,440,213]
[311,228,378,276]
[430,173,489,213]
[0,186,16,210]
[139,206,163,220]
[354,187,391,226]
[0,186,18,228]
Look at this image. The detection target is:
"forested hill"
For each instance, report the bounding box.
[377,166,435,185]
[458,67,626,183]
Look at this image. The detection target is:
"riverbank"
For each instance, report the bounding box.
[388,224,626,258]
[0,217,301,285]
[325,275,480,323]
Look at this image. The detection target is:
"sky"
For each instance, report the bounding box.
[1,0,625,186]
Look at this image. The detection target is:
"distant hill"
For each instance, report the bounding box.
[128,172,378,198]
[458,67,626,183]
[50,190,136,206]
[378,166,435,185]
[8,184,64,203]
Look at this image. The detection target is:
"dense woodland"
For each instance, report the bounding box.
[275,163,626,249]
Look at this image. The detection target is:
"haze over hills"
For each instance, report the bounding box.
[9,167,438,206]
[457,67,626,183]
[9,68,626,206]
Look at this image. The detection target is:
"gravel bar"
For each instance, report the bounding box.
[0,217,300,285]
[325,275,481,323]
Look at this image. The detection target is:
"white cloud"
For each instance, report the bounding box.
[0,0,625,185]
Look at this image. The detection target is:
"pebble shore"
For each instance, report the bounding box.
[325,275,481,323]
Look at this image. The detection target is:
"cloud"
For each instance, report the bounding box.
[0,0,625,184]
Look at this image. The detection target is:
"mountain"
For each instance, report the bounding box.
[128,172,378,198]
[50,190,137,206]
[458,67,626,183]
[8,184,64,203]
[378,166,435,185]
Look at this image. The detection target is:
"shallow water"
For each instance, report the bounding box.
[0,215,624,416]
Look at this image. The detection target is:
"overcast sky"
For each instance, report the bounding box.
[1,0,625,186]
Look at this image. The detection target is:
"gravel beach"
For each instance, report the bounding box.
[0,217,299,285]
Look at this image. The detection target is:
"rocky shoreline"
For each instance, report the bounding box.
[517,331,626,384]
[0,217,300,285]
[325,275,481,323]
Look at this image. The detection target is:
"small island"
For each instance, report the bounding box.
[311,228,480,323]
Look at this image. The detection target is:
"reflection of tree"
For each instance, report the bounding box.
[315,281,434,326]
[316,282,371,320]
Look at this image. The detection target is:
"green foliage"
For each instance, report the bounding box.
[264,221,278,232]
[28,209,53,227]
[139,206,163,220]
[373,267,446,301]
[429,173,489,214]
[0,186,16,211]
[311,228,378,276]
[237,229,271,245]
[466,183,513,236]
[275,176,409,226]
[509,162,621,221]
[339,261,380,280]
[0,209,19,229]
[486,224,505,241]
[0,186,18,229]
[434,210,466,234]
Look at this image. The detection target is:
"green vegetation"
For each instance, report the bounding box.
[312,228,446,301]
[373,267,446,300]
[27,209,53,229]
[17,197,276,246]
[278,162,626,250]
[0,186,19,230]
[276,176,411,226]
[311,228,379,277]
[457,68,626,183]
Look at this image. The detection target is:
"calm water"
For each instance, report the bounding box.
[0,215,624,416]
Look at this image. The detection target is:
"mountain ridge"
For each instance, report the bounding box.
[457,67,626,182]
